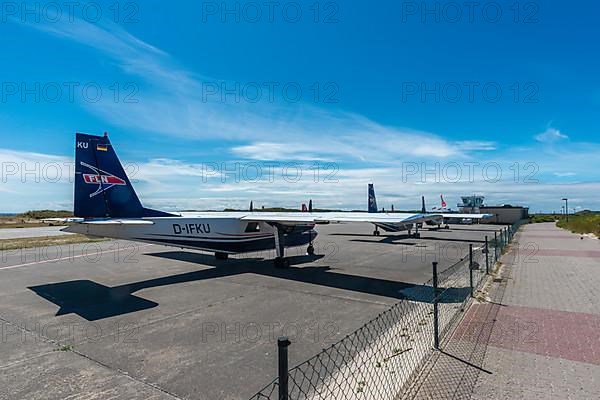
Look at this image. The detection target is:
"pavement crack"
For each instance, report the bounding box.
[70,347,185,400]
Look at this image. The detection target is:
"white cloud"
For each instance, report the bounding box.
[8,19,599,213]
[553,172,576,177]
[17,17,496,162]
[1,146,599,213]
[535,128,568,143]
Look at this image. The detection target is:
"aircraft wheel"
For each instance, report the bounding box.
[307,244,315,255]
[215,252,229,260]
[414,233,421,239]
[274,257,290,268]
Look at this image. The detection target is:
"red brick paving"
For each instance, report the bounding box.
[524,234,584,239]
[457,304,600,366]
[408,223,600,400]
[518,248,600,258]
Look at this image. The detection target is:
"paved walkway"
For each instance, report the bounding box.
[407,222,600,399]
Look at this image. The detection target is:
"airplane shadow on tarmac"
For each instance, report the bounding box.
[331,232,485,244]
[28,251,471,321]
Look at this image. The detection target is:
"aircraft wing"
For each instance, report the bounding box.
[241,212,442,226]
[41,217,84,223]
[62,219,155,226]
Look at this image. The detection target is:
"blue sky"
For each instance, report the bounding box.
[1,0,599,213]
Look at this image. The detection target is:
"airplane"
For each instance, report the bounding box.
[367,184,424,237]
[420,195,492,227]
[63,132,446,268]
[366,185,492,234]
[301,200,312,212]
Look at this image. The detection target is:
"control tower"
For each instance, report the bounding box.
[458,195,485,213]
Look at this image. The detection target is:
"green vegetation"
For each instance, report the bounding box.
[17,210,73,219]
[0,234,107,250]
[0,210,74,229]
[530,214,558,223]
[557,212,600,236]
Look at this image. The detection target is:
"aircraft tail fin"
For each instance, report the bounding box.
[309,199,313,213]
[368,184,378,213]
[74,132,172,218]
[421,196,426,213]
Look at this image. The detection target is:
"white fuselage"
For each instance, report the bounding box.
[64,213,316,254]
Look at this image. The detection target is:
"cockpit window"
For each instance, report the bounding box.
[245,222,260,232]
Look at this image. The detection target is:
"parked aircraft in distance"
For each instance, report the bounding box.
[366,184,492,234]
[64,133,447,267]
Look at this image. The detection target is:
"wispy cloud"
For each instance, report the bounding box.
[18,17,497,162]
[535,128,568,143]
[2,146,599,213]
[553,172,576,177]
[10,18,599,213]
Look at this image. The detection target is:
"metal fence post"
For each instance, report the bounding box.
[485,236,489,274]
[432,261,439,350]
[278,337,291,400]
[469,244,474,297]
[494,231,498,261]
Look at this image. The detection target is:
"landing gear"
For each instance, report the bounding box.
[306,229,316,255]
[273,224,291,268]
[215,252,228,260]
[413,224,421,238]
[373,226,381,236]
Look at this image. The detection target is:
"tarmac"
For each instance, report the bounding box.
[0,222,502,400]
[407,222,600,400]
[0,226,71,240]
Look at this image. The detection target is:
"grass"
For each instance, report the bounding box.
[556,213,600,236]
[17,210,73,219]
[0,210,74,229]
[0,222,57,229]
[530,214,558,223]
[0,234,107,250]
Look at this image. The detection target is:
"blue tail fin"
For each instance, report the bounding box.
[368,184,378,213]
[74,132,172,218]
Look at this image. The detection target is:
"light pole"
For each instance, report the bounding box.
[562,198,569,222]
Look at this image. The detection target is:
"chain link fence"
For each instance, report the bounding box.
[250,221,525,400]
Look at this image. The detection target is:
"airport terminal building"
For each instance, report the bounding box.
[457,195,529,224]
[480,205,530,224]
